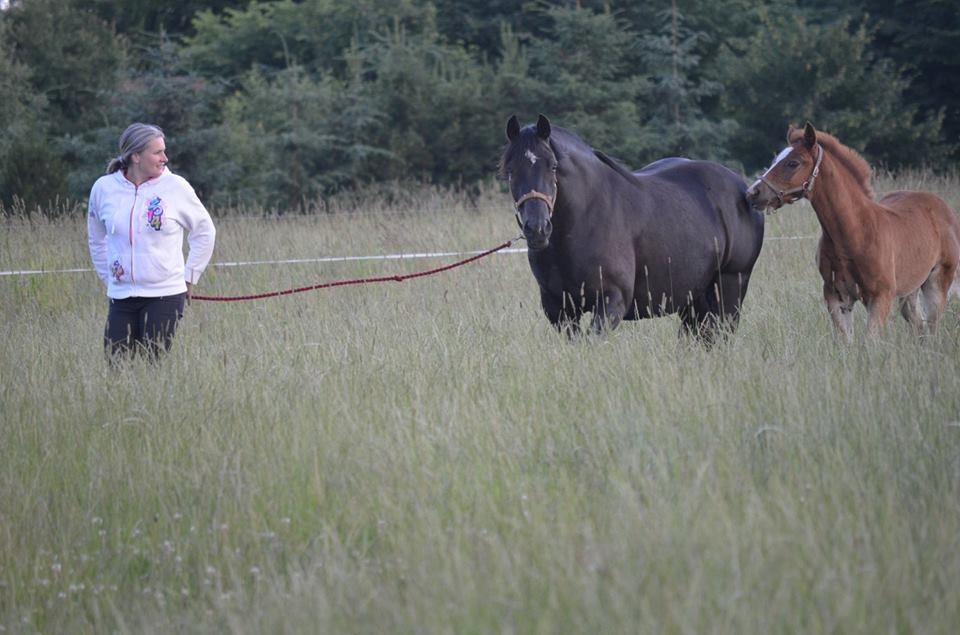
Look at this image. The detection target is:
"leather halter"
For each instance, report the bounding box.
[513,188,556,228]
[759,143,824,207]
[514,189,555,213]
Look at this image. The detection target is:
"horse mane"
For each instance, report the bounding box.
[498,124,636,184]
[593,149,644,186]
[789,128,875,199]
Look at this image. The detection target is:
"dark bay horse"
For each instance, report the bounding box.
[746,122,960,340]
[501,115,765,340]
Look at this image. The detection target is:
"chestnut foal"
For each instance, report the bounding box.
[747,122,960,340]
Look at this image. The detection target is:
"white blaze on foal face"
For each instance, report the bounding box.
[525,150,538,165]
[765,146,792,175]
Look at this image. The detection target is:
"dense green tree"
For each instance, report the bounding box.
[332,20,500,186]
[60,38,224,200]
[0,16,64,210]
[798,0,960,158]
[717,12,947,172]
[199,66,388,207]
[5,0,125,134]
[634,5,737,163]
[1,0,957,211]
[76,0,247,37]
[183,0,435,81]
[520,5,646,163]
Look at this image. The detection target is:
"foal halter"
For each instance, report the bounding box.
[759,143,824,207]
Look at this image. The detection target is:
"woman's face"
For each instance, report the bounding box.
[132,136,167,181]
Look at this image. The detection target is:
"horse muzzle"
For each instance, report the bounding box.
[522,219,552,250]
[746,179,783,213]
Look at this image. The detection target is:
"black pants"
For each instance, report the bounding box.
[104,293,187,359]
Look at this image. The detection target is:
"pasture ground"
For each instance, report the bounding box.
[2,173,960,633]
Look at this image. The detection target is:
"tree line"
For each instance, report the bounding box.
[1,0,957,212]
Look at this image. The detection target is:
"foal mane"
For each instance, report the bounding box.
[789,128,875,199]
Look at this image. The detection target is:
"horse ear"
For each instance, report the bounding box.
[506,115,520,141]
[536,114,551,140]
[803,121,817,148]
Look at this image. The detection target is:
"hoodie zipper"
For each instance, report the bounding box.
[128,184,139,284]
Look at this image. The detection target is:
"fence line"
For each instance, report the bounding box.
[0,235,818,277]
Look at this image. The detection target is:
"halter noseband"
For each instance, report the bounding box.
[759,143,824,207]
[513,188,556,228]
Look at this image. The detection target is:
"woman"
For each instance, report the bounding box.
[87,123,216,359]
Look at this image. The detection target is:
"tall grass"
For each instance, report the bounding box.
[1,176,959,633]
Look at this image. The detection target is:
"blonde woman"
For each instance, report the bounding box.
[87,123,216,359]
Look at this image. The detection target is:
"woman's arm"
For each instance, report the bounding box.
[86,186,109,287]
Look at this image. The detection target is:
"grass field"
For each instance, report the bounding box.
[2,174,960,633]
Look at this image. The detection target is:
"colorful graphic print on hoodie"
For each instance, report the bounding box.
[146,196,164,230]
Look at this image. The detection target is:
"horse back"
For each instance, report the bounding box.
[879,190,960,250]
[635,159,764,272]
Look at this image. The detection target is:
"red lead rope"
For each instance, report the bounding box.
[189,238,519,302]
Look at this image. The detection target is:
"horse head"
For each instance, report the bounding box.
[747,122,824,212]
[501,114,558,249]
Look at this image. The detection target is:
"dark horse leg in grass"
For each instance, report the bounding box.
[680,271,753,343]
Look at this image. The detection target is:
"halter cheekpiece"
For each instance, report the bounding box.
[760,143,824,207]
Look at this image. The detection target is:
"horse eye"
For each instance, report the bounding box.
[786,160,800,169]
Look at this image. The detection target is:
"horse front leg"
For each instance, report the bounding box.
[541,289,581,338]
[865,292,895,338]
[588,287,626,334]
[824,283,854,343]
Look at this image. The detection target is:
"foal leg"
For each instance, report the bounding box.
[824,284,854,343]
[918,264,953,334]
[899,291,927,333]
[865,292,895,338]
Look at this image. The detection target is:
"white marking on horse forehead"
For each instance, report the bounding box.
[524,150,538,165]
[770,146,792,168]
[760,146,794,177]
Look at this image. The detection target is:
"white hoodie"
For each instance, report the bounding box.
[87,167,216,299]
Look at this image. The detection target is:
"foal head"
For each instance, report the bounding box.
[747,122,824,212]
[500,114,558,250]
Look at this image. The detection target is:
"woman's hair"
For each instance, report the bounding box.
[105,123,165,174]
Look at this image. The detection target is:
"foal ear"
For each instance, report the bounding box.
[506,115,520,141]
[803,121,817,148]
[536,114,551,140]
